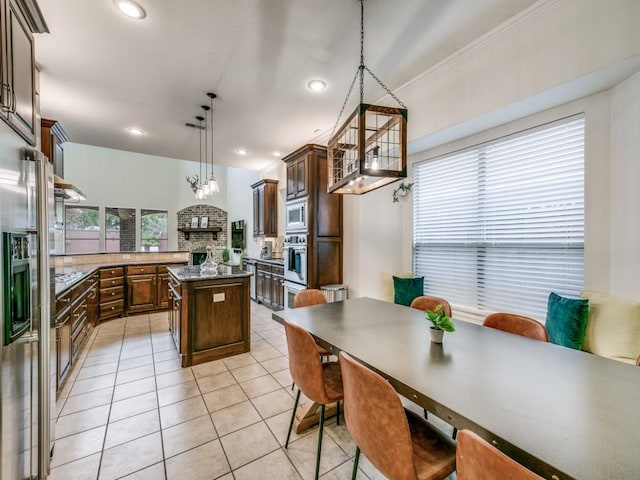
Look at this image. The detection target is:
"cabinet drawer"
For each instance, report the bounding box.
[257,263,271,273]
[100,299,124,317]
[100,267,124,279]
[101,285,124,302]
[127,265,157,276]
[272,266,284,277]
[100,276,124,289]
[71,300,87,332]
[56,292,72,314]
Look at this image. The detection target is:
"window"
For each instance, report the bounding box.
[65,206,100,253]
[105,207,136,252]
[413,116,585,319]
[141,209,168,252]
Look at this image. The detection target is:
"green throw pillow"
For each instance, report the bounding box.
[546,292,589,350]
[393,276,424,306]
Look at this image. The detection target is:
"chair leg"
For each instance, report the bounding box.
[351,446,361,480]
[423,408,428,419]
[314,404,326,480]
[285,388,301,448]
[452,427,458,440]
[291,382,295,391]
[336,400,340,425]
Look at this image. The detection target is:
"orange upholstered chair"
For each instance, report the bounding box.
[410,295,452,317]
[294,289,332,360]
[339,351,456,480]
[457,430,544,480]
[483,312,548,342]
[284,320,343,480]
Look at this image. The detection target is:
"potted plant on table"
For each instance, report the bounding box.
[425,304,455,343]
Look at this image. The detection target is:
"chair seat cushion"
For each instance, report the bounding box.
[545,292,589,350]
[321,362,343,402]
[581,290,640,363]
[393,276,425,307]
[405,409,456,480]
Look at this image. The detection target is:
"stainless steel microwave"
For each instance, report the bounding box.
[286,198,307,233]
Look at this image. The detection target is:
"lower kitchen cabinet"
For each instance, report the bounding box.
[255,261,283,311]
[168,274,182,350]
[127,265,158,313]
[55,273,98,390]
[99,267,125,321]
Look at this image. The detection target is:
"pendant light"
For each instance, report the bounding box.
[194,114,206,200]
[201,104,211,198]
[327,0,408,195]
[205,92,220,194]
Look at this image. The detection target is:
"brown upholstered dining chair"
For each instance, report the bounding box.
[410,295,452,317]
[294,289,332,360]
[483,312,548,342]
[456,429,544,480]
[284,320,343,480]
[339,351,456,480]
[636,354,640,366]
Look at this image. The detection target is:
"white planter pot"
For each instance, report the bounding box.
[430,327,444,344]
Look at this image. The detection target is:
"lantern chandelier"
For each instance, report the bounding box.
[327,0,408,194]
[186,92,220,200]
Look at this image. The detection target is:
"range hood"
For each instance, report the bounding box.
[54,174,86,201]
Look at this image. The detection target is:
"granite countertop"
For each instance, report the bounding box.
[167,265,252,282]
[54,259,188,296]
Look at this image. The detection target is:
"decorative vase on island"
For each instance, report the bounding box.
[200,246,218,274]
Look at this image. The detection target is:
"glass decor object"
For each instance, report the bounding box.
[328,104,406,194]
[326,0,408,194]
[200,245,218,274]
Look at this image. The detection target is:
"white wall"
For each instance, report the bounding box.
[225,167,260,258]
[64,143,229,251]
[343,0,640,301]
[610,70,640,300]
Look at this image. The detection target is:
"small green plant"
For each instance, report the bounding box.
[425,304,455,332]
[222,248,230,262]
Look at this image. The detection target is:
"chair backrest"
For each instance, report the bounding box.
[339,352,417,480]
[410,295,452,317]
[483,312,548,342]
[294,289,327,308]
[457,430,544,480]
[284,320,331,404]
[636,354,640,367]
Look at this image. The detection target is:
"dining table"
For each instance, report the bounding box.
[272,297,640,480]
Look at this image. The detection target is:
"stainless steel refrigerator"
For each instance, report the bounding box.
[0,129,54,480]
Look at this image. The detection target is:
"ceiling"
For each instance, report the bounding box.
[35,0,537,171]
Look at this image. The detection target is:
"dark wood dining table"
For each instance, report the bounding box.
[273,297,640,480]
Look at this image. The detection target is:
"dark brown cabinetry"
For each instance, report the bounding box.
[168,274,182,350]
[0,0,47,145]
[55,273,98,390]
[99,267,125,321]
[251,179,278,237]
[256,261,283,310]
[127,265,157,313]
[283,145,343,288]
[286,155,307,200]
[41,118,68,177]
[169,270,250,367]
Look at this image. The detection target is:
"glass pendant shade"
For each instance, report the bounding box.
[207,176,219,193]
[328,103,407,194]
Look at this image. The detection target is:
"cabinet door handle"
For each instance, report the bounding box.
[11,87,16,113]
[111,280,116,284]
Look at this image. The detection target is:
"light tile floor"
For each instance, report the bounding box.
[51,302,456,480]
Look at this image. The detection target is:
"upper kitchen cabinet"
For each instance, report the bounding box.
[251,179,278,237]
[285,153,307,200]
[0,0,48,145]
[41,118,68,176]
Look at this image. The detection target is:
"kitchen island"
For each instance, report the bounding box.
[167,265,251,367]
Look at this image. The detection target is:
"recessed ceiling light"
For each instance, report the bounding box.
[271,151,281,157]
[127,127,145,136]
[235,148,248,155]
[307,80,326,92]
[113,0,146,19]
[313,129,322,134]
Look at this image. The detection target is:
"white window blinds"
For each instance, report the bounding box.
[413,115,585,320]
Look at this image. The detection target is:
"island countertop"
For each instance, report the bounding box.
[167,265,251,282]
